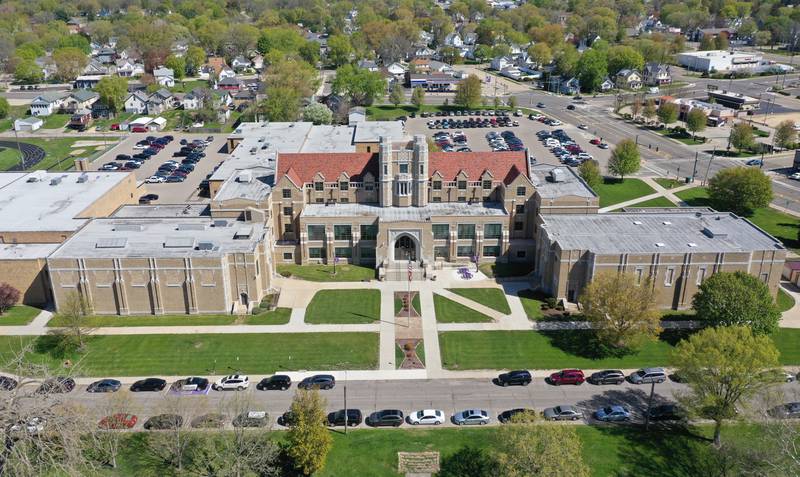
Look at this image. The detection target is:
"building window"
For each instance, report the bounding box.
[308,247,324,259]
[433,181,442,190]
[315,198,324,203]
[420,164,424,174]
[396,181,410,196]
[635,267,643,285]
[282,188,291,198]
[365,183,374,191]
[457,180,467,190]
[432,224,449,240]
[360,247,376,259]
[516,250,526,258]
[696,267,706,285]
[664,268,675,287]
[457,196,466,202]
[484,224,502,239]
[482,180,492,190]
[483,245,500,257]
[515,204,525,214]
[432,196,441,202]
[307,225,326,241]
[457,245,474,257]
[283,206,292,216]
[457,224,476,239]
[360,224,378,240]
[283,252,293,260]
[760,272,769,283]
[399,163,409,173]
[514,221,524,231]
[334,247,352,258]
[434,246,448,259]
[340,197,349,203]
[284,223,294,233]
[334,224,352,240]
[340,181,349,191]
[516,186,526,196]
[314,182,323,191]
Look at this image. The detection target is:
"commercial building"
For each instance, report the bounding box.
[677,50,793,74]
[707,89,761,111]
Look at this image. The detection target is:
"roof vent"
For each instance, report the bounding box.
[702,226,727,239]
[49,177,62,186]
[96,238,127,248]
[114,224,144,232]
[164,237,195,248]
[213,219,228,227]
[688,243,698,247]
[549,168,566,183]
[633,220,643,225]
[234,226,253,239]
[76,173,89,183]
[26,170,46,183]
[655,242,666,247]
[177,223,206,231]
[662,221,672,225]
[197,241,215,251]
[237,171,253,183]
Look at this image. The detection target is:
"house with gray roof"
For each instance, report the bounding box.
[30,93,67,117]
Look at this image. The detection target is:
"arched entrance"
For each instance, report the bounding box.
[394,234,417,261]
[240,293,249,306]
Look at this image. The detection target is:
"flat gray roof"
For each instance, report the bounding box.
[0,171,132,232]
[302,201,507,222]
[50,218,264,259]
[0,243,60,260]
[112,204,210,218]
[530,164,597,200]
[540,211,784,254]
[352,121,406,143]
[214,169,273,202]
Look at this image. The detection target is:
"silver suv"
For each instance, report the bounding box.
[629,367,667,384]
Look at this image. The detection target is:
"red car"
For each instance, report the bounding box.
[98,413,138,429]
[590,138,601,145]
[548,369,585,385]
[110,123,120,131]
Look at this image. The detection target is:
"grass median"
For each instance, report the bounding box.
[433,293,493,323]
[0,332,379,376]
[0,305,41,326]
[592,178,655,208]
[46,308,293,327]
[277,263,375,281]
[447,288,511,314]
[305,289,381,324]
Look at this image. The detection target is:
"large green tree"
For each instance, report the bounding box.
[607,45,645,75]
[262,86,302,121]
[332,64,386,106]
[389,82,404,107]
[657,102,679,127]
[411,86,425,110]
[729,123,755,153]
[685,108,707,140]
[326,35,352,68]
[286,389,332,476]
[578,159,602,190]
[95,76,129,113]
[576,48,608,93]
[774,120,797,149]
[14,58,43,84]
[302,102,332,125]
[671,325,780,447]
[0,97,9,119]
[184,46,206,76]
[692,271,781,335]
[164,55,186,82]
[53,47,88,82]
[707,166,772,216]
[454,74,482,109]
[607,139,641,180]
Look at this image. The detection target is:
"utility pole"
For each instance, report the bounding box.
[703,146,716,186]
[12,120,24,170]
[691,151,699,181]
[343,369,348,435]
[644,380,656,430]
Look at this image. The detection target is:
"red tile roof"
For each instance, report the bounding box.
[277,153,379,183]
[430,151,528,184]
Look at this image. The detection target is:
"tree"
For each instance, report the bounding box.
[729,123,755,153]
[411,86,425,110]
[95,76,128,113]
[607,45,645,75]
[708,166,772,216]
[495,412,590,477]
[656,102,679,127]
[642,98,657,123]
[389,82,404,107]
[331,64,386,106]
[630,97,641,119]
[774,120,797,149]
[439,446,497,477]
[164,55,186,83]
[528,43,552,68]
[692,271,781,335]
[326,34,352,67]
[286,389,332,476]
[685,108,707,140]
[0,97,9,120]
[50,291,94,351]
[455,74,482,109]
[439,46,461,65]
[142,395,203,473]
[262,87,301,121]
[700,35,716,51]
[576,48,608,93]
[263,57,320,99]
[607,139,641,180]
[53,47,88,82]
[472,44,493,62]
[554,43,580,77]
[185,46,206,76]
[0,283,20,315]
[715,32,730,51]
[580,272,661,351]
[14,59,43,84]
[578,160,602,190]
[508,96,517,109]
[299,41,320,66]
[671,325,780,447]
[302,102,333,125]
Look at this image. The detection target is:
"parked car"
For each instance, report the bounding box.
[213,374,250,391]
[36,377,75,394]
[746,159,763,166]
[138,194,159,204]
[594,405,631,422]
[648,404,684,421]
[233,411,269,428]
[116,154,132,161]
[498,408,536,424]
[190,413,226,428]
[789,172,800,181]
[629,368,667,384]
[548,369,585,385]
[408,409,445,426]
[298,374,335,390]
[87,379,122,393]
[144,414,183,430]
[0,376,18,391]
[367,409,404,427]
[769,402,800,419]
[327,409,363,427]
[566,104,576,110]
[173,377,209,392]
[496,370,532,387]
[453,409,490,426]
[131,378,167,392]
[98,413,138,429]
[145,176,166,184]
[256,375,291,391]
[589,370,625,385]
[166,175,186,183]
[598,142,609,149]
[277,411,296,427]
[543,405,583,421]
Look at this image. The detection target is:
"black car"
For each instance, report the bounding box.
[36,377,76,394]
[124,161,141,169]
[87,379,122,393]
[132,153,150,161]
[256,375,292,391]
[163,135,174,141]
[173,150,189,157]
[0,376,18,391]
[144,414,183,430]
[648,404,684,421]
[566,104,576,110]
[367,409,404,427]
[130,378,167,392]
[139,194,159,204]
[589,370,625,385]
[496,370,532,387]
[116,154,132,161]
[327,409,362,427]
[180,138,188,145]
[498,408,536,424]
[298,374,335,390]
[278,411,296,426]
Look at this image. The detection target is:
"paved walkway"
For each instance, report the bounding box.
[599,180,700,213]
[779,281,800,328]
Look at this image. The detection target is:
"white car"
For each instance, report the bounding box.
[578,124,588,130]
[407,409,445,426]
[789,172,800,181]
[133,143,148,150]
[146,176,166,183]
[213,374,250,391]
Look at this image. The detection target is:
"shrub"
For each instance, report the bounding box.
[545,297,558,309]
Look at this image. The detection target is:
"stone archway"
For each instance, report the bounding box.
[394,234,417,261]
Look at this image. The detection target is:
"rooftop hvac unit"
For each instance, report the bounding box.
[197,241,216,251]
[49,177,62,186]
[76,173,89,183]
[114,224,144,232]
[549,168,566,183]
[237,170,253,183]
[213,219,228,227]
[26,170,46,183]
[177,223,206,231]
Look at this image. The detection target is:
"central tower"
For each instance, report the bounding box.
[378,135,429,207]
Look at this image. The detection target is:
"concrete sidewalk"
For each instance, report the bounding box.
[599,179,700,212]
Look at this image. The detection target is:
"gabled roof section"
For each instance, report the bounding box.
[502,164,522,184]
[276,153,378,184]
[428,151,528,182]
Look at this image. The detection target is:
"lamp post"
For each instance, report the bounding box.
[343,369,348,435]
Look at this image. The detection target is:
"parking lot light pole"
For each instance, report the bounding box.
[644,380,656,430]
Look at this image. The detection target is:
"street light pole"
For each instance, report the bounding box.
[344,369,348,435]
[644,380,656,430]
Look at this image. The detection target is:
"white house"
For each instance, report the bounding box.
[63,90,99,113]
[116,59,144,77]
[614,69,642,89]
[560,77,581,94]
[500,66,522,80]
[123,91,149,114]
[181,90,204,110]
[463,32,478,45]
[29,93,66,117]
[386,62,408,77]
[219,67,236,80]
[491,56,514,71]
[14,117,43,132]
[153,67,175,87]
[600,76,615,91]
[414,47,436,59]
[643,63,672,85]
[251,55,264,71]
[231,56,252,71]
[358,60,379,72]
[444,33,464,48]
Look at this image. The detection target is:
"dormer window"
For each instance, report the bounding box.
[314,182,323,191]
[457,180,467,190]
[433,181,442,190]
[482,180,492,190]
[340,181,349,191]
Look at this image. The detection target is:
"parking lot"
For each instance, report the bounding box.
[405,109,613,170]
[89,132,229,204]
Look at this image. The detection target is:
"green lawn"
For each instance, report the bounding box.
[778,289,795,313]
[674,186,711,207]
[653,128,705,145]
[593,178,656,208]
[244,307,292,325]
[0,305,41,326]
[394,293,421,315]
[0,105,30,132]
[41,114,70,129]
[478,262,534,278]
[447,288,511,314]
[0,332,379,376]
[305,289,381,324]
[518,289,546,320]
[653,177,683,189]
[439,328,800,370]
[629,196,677,208]
[0,137,116,171]
[433,293,493,323]
[277,264,375,282]
[169,79,210,93]
[47,308,292,327]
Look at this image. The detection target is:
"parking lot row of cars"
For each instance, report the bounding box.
[487,130,525,152]
[433,131,471,152]
[100,135,176,173]
[143,137,211,185]
[537,129,601,167]
[427,115,519,130]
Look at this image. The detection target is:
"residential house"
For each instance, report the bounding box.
[211,90,234,110]
[560,77,581,94]
[146,89,175,115]
[181,89,205,110]
[153,67,175,87]
[500,66,522,80]
[418,31,434,46]
[91,101,112,120]
[358,60,379,72]
[614,69,642,90]
[116,59,144,77]
[74,76,106,89]
[643,63,672,86]
[95,48,117,64]
[34,57,57,81]
[30,93,66,117]
[217,77,241,92]
[171,40,189,57]
[206,57,227,76]
[444,33,464,48]
[14,117,43,132]
[414,47,436,60]
[83,59,112,76]
[385,62,408,79]
[600,76,615,91]
[232,89,256,107]
[231,56,252,71]
[491,56,514,71]
[66,18,84,34]
[68,108,92,130]
[428,61,453,74]
[463,32,478,45]
[251,55,264,71]
[63,90,99,113]
[123,91,149,114]
[219,67,236,80]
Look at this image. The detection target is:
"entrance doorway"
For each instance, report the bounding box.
[394,235,417,261]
